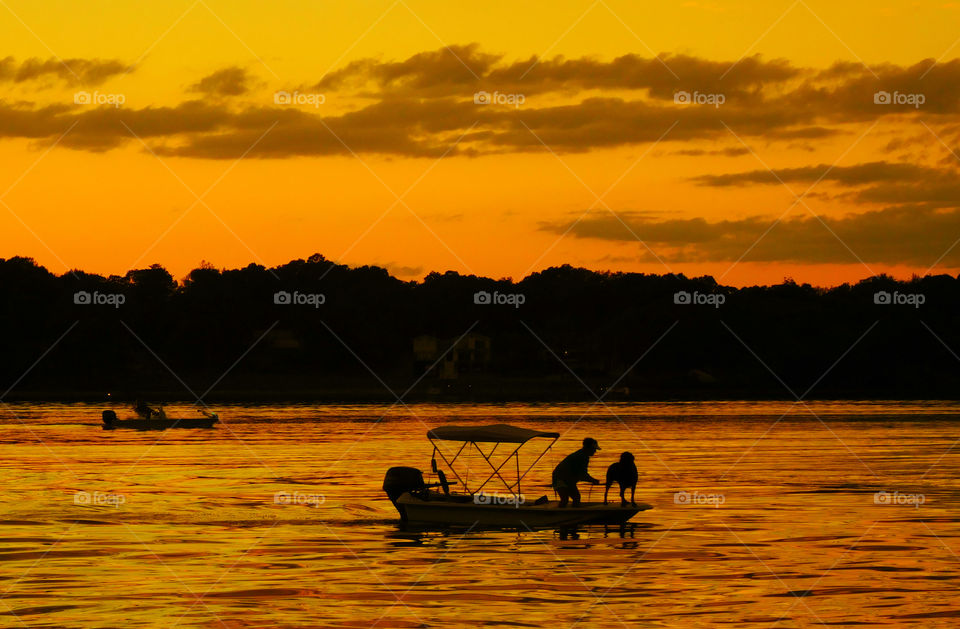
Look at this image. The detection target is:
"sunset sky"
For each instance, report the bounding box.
[2,0,960,286]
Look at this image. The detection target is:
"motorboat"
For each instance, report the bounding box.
[383,423,652,528]
[101,408,220,430]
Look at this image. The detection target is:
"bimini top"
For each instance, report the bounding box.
[427,423,560,443]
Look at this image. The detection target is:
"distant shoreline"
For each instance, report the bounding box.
[5,383,958,404]
[4,256,959,403]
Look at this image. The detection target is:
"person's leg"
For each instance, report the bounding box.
[620,483,627,506]
[630,485,636,505]
[570,485,582,507]
[557,488,570,508]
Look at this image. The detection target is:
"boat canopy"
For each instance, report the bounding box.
[427,423,560,444]
[427,424,561,498]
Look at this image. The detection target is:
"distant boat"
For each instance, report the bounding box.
[101,409,220,431]
[383,423,652,528]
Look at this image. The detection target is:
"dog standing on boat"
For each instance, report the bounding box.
[604,452,638,506]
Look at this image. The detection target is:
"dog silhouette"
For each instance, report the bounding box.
[604,452,637,506]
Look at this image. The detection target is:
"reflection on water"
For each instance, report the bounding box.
[1,401,959,627]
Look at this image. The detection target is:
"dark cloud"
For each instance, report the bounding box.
[690,160,960,209]
[0,102,72,138]
[691,161,944,187]
[0,100,235,151]
[0,91,935,160]
[539,205,960,266]
[1,46,960,162]
[0,56,129,85]
[0,96,473,158]
[669,147,750,157]
[189,67,250,96]
[135,52,960,158]
[64,101,234,151]
[311,46,960,122]
[853,180,960,208]
[315,45,800,101]
[765,126,840,140]
[316,44,502,96]
[154,98,480,159]
[494,53,798,101]
[769,58,960,117]
[149,95,816,159]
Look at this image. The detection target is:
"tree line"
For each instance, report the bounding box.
[1,253,958,400]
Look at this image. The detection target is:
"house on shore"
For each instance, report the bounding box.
[413,333,491,379]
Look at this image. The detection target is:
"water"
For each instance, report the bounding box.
[1,401,959,627]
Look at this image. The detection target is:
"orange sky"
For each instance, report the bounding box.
[2,0,960,286]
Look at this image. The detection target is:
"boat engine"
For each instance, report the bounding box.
[382,467,425,522]
[102,410,117,428]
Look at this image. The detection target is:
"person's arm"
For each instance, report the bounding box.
[575,453,600,484]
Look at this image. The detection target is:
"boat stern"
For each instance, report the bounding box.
[382,467,425,522]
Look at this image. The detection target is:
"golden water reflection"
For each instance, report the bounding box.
[0,402,958,627]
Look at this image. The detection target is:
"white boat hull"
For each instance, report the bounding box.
[396,492,651,528]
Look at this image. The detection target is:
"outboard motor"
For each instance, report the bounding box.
[382,467,425,522]
[102,410,117,429]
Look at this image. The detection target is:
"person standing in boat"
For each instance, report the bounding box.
[134,400,162,419]
[552,437,601,507]
[134,400,152,419]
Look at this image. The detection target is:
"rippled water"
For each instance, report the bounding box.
[1,401,959,627]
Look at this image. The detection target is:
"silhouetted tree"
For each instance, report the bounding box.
[0,254,957,400]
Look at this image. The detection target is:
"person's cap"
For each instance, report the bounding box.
[583,437,601,450]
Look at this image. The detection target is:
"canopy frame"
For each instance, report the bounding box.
[427,424,559,500]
